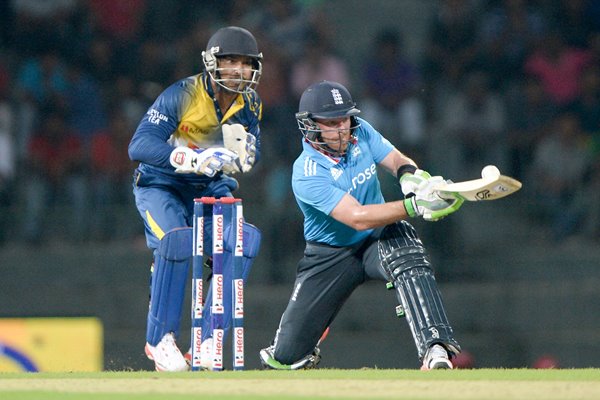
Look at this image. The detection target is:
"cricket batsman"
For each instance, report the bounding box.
[260,81,464,370]
[128,26,262,372]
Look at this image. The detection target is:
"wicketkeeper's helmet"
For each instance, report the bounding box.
[202,26,263,93]
[296,80,361,156]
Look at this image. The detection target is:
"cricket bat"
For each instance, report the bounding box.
[435,165,522,201]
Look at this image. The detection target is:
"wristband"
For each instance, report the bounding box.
[396,164,417,179]
[403,198,418,218]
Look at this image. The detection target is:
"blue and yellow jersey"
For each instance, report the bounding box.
[128,72,262,185]
[292,117,394,246]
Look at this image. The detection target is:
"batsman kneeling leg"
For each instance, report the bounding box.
[378,221,461,361]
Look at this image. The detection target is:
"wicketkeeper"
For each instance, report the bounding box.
[260,81,464,370]
[128,26,262,372]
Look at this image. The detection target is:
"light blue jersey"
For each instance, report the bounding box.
[292,117,394,246]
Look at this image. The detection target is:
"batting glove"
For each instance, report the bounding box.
[403,176,464,221]
[399,168,431,197]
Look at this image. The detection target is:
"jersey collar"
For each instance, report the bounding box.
[302,139,346,167]
[202,72,245,123]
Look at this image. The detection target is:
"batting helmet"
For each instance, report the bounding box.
[296,81,361,156]
[202,26,263,93]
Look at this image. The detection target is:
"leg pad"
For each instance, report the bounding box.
[146,228,192,345]
[378,221,461,360]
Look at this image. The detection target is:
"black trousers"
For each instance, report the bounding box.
[272,229,390,364]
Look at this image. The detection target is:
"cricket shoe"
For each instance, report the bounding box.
[183,338,214,370]
[145,332,189,372]
[259,345,321,370]
[421,344,453,370]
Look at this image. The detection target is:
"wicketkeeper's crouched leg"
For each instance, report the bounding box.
[378,220,461,361]
[146,227,192,345]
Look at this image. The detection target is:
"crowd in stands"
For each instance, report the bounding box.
[0,0,599,262]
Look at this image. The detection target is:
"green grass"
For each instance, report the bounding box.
[1,369,599,400]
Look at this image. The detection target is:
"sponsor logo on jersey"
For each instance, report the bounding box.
[180,125,208,134]
[147,109,168,124]
[330,167,343,180]
[348,163,377,194]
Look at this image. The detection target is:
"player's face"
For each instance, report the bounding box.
[216,55,255,90]
[315,117,352,154]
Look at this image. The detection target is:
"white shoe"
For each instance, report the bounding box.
[184,338,214,370]
[421,344,453,370]
[200,338,213,370]
[145,332,189,372]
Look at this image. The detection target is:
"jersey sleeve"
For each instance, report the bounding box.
[128,81,191,168]
[292,160,346,216]
[359,118,394,163]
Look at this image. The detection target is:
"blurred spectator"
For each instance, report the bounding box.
[0,1,11,45]
[14,47,69,156]
[87,0,147,43]
[290,32,350,100]
[437,70,508,180]
[526,111,594,240]
[569,65,600,137]
[505,77,557,180]
[254,0,309,62]
[548,0,598,48]
[64,60,108,146]
[524,31,593,107]
[10,0,79,55]
[89,110,136,240]
[260,156,302,282]
[20,108,87,244]
[360,29,424,155]
[141,0,195,42]
[16,47,68,106]
[133,39,175,87]
[255,33,298,159]
[86,35,118,86]
[225,0,266,30]
[581,154,600,241]
[87,0,148,74]
[422,0,479,86]
[107,75,148,130]
[474,0,547,88]
[166,21,212,83]
[0,62,15,244]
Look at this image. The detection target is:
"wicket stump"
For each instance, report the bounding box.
[191,197,244,371]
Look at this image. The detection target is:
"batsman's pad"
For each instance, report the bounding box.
[146,227,192,346]
[201,222,261,341]
[378,221,460,360]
